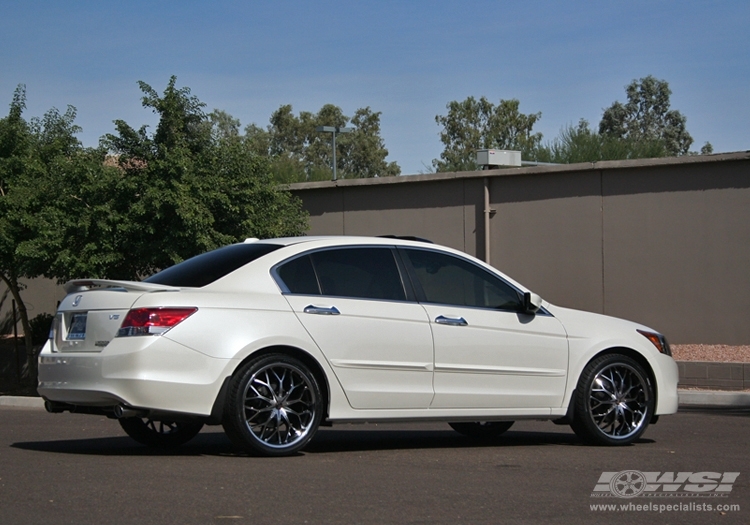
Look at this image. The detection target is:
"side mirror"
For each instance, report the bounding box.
[522,292,543,314]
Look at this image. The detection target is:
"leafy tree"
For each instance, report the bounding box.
[534,119,668,164]
[433,97,542,172]
[247,104,399,182]
[599,76,693,156]
[339,108,400,179]
[44,76,310,281]
[0,85,82,382]
[208,109,241,143]
[0,85,37,371]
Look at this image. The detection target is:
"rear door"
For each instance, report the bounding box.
[277,247,435,410]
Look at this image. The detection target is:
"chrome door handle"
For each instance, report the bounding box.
[304,305,341,315]
[435,315,468,326]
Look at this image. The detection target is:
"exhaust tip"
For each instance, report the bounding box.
[44,400,67,413]
[114,405,147,419]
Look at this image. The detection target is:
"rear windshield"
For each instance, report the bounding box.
[145,243,282,287]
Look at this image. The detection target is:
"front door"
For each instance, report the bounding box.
[400,247,569,409]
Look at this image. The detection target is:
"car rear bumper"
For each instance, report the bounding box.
[37,337,235,417]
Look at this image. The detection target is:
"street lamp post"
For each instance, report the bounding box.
[315,126,353,180]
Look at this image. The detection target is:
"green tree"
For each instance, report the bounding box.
[599,75,693,156]
[208,109,241,143]
[247,103,400,182]
[534,119,668,164]
[0,85,38,373]
[433,97,542,172]
[339,107,400,179]
[0,85,83,382]
[46,76,309,281]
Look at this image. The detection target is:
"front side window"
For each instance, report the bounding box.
[401,248,522,311]
[276,247,406,301]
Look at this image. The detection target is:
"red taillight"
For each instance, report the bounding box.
[116,307,197,337]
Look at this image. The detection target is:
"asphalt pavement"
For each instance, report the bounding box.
[1,402,748,525]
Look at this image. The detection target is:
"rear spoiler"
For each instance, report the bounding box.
[63,279,181,294]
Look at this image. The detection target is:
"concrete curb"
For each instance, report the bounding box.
[1,391,749,410]
[678,389,750,408]
[0,396,45,408]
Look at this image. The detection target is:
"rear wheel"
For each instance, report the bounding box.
[449,421,514,439]
[118,418,204,448]
[222,354,323,456]
[570,354,654,446]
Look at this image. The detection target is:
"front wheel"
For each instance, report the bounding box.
[222,354,323,457]
[571,354,654,446]
[449,421,514,439]
[118,418,204,448]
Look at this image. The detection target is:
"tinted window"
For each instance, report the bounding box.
[145,243,282,287]
[402,249,522,310]
[277,255,320,295]
[310,248,406,301]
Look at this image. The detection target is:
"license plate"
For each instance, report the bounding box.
[67,313,87,340]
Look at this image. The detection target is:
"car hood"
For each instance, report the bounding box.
[545,303,660,340]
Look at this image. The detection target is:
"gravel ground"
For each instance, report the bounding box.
[671,344,750,362]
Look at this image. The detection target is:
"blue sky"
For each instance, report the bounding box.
[1,1,748,174]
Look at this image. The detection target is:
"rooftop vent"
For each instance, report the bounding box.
[476,149,521,169]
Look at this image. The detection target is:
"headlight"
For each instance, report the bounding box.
[637,329,671,356]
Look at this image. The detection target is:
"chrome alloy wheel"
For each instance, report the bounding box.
[241,362,318,449]
[587,362,649,440]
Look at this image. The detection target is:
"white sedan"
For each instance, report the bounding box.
[38,236,678,456]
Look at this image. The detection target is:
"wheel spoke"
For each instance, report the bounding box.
[248,384,273,404]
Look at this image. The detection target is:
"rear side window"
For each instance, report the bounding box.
[276,247,406,301]
[145,243,282,287]
[277,255,320,295]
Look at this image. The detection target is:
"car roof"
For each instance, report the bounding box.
[248,235,434,248]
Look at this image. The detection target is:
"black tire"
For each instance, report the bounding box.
[118,418,204,448]
[449,421,514,439]
[222,353,323,457]
[570,353,654,446]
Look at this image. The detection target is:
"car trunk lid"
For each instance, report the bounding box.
[53,280,180,353]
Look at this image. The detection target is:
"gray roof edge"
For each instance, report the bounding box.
[285,151,750,191]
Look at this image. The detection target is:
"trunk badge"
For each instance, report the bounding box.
[72,295,83,307]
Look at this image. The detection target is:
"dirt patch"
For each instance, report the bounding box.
[671,344,750,363]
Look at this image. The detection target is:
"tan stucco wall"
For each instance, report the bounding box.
[0,277,63,335]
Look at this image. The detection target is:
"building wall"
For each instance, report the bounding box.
[0,277,63,335]
[291,152,750,344]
